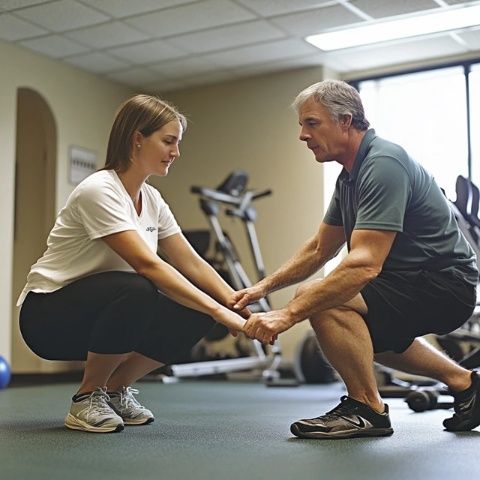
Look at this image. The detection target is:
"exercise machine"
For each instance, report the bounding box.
[404,175,480,411]
[157,171,298,386]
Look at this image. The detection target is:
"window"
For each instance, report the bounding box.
[358,66,469,200]
[323,60,480,273]
[470,63,480,189]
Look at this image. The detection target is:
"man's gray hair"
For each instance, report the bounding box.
[292,79,370,131]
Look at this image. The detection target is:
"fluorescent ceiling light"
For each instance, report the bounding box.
[306,3,480,51]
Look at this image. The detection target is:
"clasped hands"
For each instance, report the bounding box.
[228,285,296,345]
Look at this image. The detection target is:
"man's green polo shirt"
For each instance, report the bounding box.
[324,129,478,285]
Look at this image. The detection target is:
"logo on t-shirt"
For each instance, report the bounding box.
[146,226,156,232]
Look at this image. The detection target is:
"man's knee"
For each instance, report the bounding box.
[309,294,368,323]
[309,300,367,333]
[309,307,344,328]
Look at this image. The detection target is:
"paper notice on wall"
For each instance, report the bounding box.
[69,145,97,185]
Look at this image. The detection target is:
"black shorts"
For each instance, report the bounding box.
[19,271,216,365]
[361,269,477,353]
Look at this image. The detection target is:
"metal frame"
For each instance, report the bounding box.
[160,172,287,383]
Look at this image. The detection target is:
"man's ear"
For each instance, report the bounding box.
[340,113,352,129]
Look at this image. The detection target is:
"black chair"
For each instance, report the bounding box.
[455,175,480,243]
[470,180,480,229]
[454,175,472,216]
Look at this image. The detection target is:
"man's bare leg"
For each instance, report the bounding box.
[375,337,472,393]
[309,294,384,413]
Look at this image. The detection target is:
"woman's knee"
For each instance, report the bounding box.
[115,273,158,305]
[124,273,156,293]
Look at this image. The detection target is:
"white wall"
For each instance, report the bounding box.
[0,40,133,367]
[1,38,340,368]
[152,66,339,362]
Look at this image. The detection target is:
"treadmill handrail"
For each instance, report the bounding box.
[191,185,272,206]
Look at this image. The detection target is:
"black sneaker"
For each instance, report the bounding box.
[290,395,393,439]
[443,371,480,432]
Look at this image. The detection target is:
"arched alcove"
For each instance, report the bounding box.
[11,88,57,373]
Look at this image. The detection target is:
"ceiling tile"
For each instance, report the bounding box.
[271,4,363,36]
[148,70,239,92]
[20,34,89,57]
[65,21,149,49]
[232,53,326,77]
[80,0,196,18]
[151,56,225,78]
[65,51,129,73]
[173,70,237,88]
[15,0,110,32]
[108,39,186,64]
[327,34,467,73]
[200,38,318,68]
[1,0,479,93]
[234,0,337,17]
[0,0,50,10]
[349,0,439,18]
[106,67,162,86]
[167,20,286,54]
[144,78,190,93]
[124,0,256,38]
[0,12,47,40]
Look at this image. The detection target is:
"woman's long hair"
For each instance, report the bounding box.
[104,94,187,172]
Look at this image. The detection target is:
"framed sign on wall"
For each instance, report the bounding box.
[69,145,97,185]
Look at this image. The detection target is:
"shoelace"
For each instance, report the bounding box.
[120,387,143,410]
[89,388,114,415]
[314,396,357,421]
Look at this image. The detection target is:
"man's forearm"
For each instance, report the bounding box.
[285,249,379,322]
[261,236,336,294]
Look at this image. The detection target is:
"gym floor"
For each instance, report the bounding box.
[1,378,479,480]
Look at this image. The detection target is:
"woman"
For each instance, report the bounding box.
[17,95,247,433]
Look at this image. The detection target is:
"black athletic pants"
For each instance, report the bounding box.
[19,271,215,364]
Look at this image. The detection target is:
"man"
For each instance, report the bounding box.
[232,79,479,439]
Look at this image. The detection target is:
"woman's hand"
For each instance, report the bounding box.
[211,305,247,333]
[221,295,251,337]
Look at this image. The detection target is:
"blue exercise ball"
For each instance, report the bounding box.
[0,356,11,389]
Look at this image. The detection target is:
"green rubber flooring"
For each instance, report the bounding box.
[1,379,480,480]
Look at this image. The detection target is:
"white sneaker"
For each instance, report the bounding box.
[65,387,124,433]
[109,386,155,425]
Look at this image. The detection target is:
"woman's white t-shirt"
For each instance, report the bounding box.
[17,170,181,305]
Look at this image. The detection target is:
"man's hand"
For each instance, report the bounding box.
[243,309,296,344]
[231,284,267,311]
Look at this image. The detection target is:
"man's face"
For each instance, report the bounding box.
[297,97,348,164]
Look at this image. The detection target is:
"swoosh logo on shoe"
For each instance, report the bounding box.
[459,396,475,412]
[339,415,366,428]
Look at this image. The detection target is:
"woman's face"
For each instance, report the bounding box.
[135,120,183,177]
